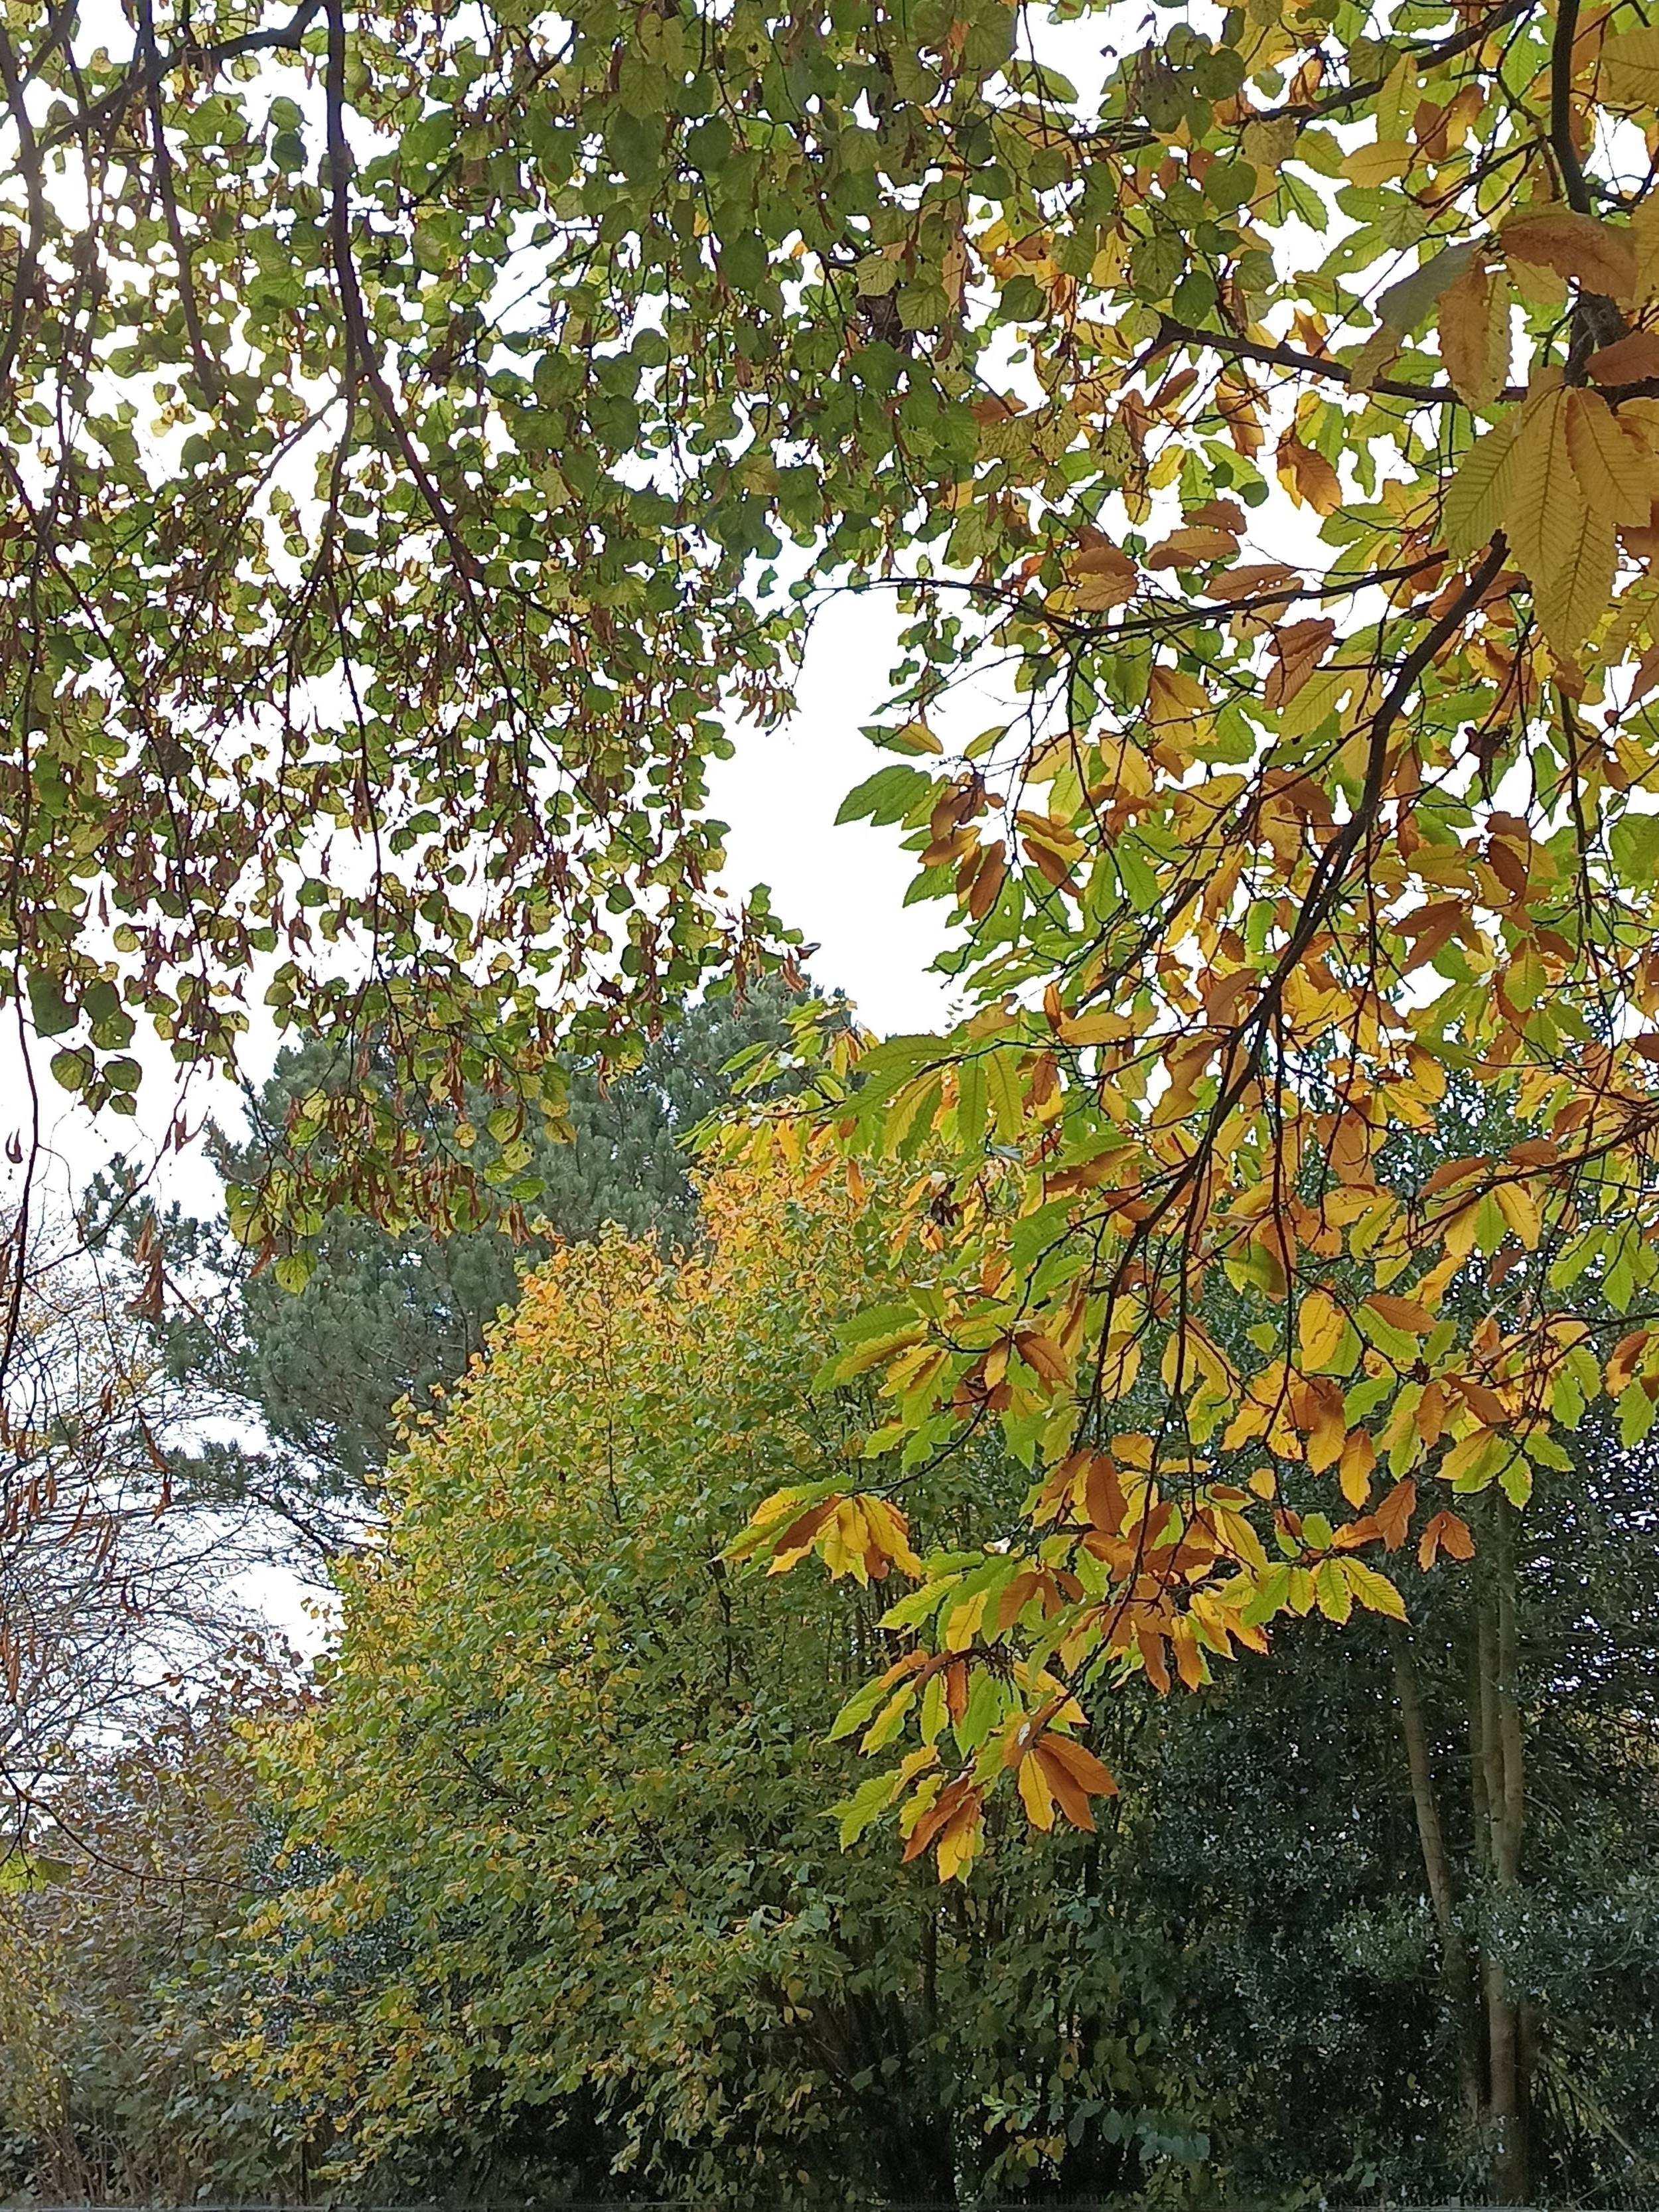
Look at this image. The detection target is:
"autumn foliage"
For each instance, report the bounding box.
[7,0,1659,1919]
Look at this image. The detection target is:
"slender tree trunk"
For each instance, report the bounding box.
[1488,1499,1530,2204]
[1470,1505,1530,2205]
[1390,1619,1482,2126]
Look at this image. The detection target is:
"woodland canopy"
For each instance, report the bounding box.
[5,0,1659,2201]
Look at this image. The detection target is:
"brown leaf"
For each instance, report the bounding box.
[964,841,1007,921]
[1423,1154,1486,1196]
[1144,524,1240,569]
[1185,497,1248,533]
[1201,561,1302,604]
[1275,434,1344,515]
[1500,208,1636,300]
[1264,615,1336,709]
[1587,327,1659,384]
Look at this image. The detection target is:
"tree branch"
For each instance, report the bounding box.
[1551,0,1593,216]
[1151,315,1517,409]
[0,23,46,400]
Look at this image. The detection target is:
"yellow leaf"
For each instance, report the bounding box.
[862,1496,925,1577]
[835,1323,929,1379]
[1436,262,1511,408]
[1502,384,1617,652]
[935,1798,983,1882]
[1500,208,1636,300]
[1313,1558,1353,1623]
[1303,1387,1347,1473]
[1564,388,1651,526]
[1017,1750,1056,1830]
[1146,662,1212,733]
[1442,418,1518,559]
[1340,1558,1407,1619]
[1342,137,1413,187]
[1601,25,1659,112]
[1493,1180,1542,1248]
[1297,1287,1347,1369]
[1440,1426,1502,1487]
[1338,1426,1376,1509]
[1056,1009,1135,1046]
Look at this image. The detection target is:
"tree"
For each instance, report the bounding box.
[0,1659,309,2205]
[1116,1428,1659,2206]
[232,1153,1206,2206]
[11,0,1659,1972]
[0,1234,257,1841]
[224,1147,1659,2207]
[92,981,806,1548]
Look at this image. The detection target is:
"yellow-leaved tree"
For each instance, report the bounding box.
[706,0,1659,1966]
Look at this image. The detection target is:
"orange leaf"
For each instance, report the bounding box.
[1084,1452,1126,1534]
[1040,1732,1119,1797]
[1418,1508,1475,1569]
[901,1777,974,1863]
[1033,1742,1098,1830]
[1448,1373,1509,1427]
[1275,434,1344,515]
[1374,1475,1417,1552]
[1606,1327,1650,1395]
[1015,1329,1070,1387]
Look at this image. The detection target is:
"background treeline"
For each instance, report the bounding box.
[3,988,1656,2209]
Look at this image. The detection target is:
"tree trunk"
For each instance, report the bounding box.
[1469,1504,1530,2205]
[1390,1619,1482,2126]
